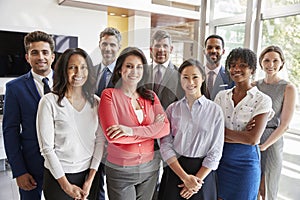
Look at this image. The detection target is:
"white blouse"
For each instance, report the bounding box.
[36,93,105,179]
[214,86,274,132]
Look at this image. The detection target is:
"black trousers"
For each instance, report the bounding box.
[43,168,91,200]
[158,156,217,200]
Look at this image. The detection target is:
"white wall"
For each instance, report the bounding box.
[0,0,108,92]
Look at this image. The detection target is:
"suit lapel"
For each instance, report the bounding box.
[158,63,176,93]
[24,72,41,102]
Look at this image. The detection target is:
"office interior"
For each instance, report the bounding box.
[0,0,299,199]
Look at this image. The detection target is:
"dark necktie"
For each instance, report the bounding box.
[97,67,108,96]
[42,77,51,94]
[154,65,162,93]
[207,71,214,99]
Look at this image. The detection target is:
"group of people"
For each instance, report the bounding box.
[2,27,296,200]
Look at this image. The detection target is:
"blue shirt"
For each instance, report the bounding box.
[160,95,224,170]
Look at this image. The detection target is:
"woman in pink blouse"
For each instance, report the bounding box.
[99,47,170,200]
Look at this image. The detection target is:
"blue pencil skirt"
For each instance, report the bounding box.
[217,143,261,200]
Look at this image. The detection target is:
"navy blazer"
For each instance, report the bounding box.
[3,71,44,178]
[205,66,234,100]
[145,63,184,110]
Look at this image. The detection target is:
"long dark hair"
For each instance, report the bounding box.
[52,48,96,107]
[112,47,154,104]
[178,58,206,95]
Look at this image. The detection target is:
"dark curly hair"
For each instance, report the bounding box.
[225,47,257,74]
[52,48,96,107]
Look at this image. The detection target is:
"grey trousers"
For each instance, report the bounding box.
[105,158,159,200]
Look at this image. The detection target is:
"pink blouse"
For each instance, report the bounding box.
[99,88,170,166]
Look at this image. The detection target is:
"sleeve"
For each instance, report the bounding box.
[159,104,177,162]
[36,96,65,179]
[202,105,225,170]
[253,93,274,120]
[99,89,150,144]
[99,90,170,144]
[132,93,170,139]
[89,124,106,170]
[2,83,27,178]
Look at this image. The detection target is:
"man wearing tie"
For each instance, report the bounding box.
[146,29,183,110]
[203,34,234,100]
[93,27,121,200]
[145,29,184,200]
[95,27,121,97]
[3,30,55,200]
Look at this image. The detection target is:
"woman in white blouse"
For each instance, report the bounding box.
[36,48,105,200]
[214,48,274,200]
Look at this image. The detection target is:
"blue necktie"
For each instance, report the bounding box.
[42,77,51,94]
[97,67,108,96]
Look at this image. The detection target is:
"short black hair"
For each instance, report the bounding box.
[204,34,225,48]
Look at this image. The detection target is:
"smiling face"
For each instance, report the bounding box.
[67,54,88,88]
[25,41,55,76]
[204,38,225,69]
[120,55,144,87]
[261,51,283,76]
[180,65,204,98]
[99,35,121,66]
[228,58,253,84]
[150,38,173,64]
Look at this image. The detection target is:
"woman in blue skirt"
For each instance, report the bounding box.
[214,48,274,200]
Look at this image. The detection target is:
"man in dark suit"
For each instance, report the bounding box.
[145,29,184,110]
[145,29,184,200]
[203,34,234,100]
[3,31,55,200]
[95,27,121,97]
[93,27,121,200]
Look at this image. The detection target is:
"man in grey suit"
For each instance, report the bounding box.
[146,29,183,110]
[203,34,234,100]
[145,29,184,200]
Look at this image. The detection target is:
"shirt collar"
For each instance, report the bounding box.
[226,86,258,97]
[205,65,222,75]
[153,59,170,69]
[182,94,206,106]
[101,60,116,73]
[31,69,53,84]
